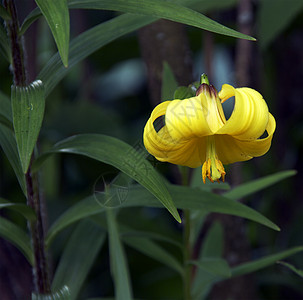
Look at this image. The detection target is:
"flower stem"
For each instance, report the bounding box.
[183,208,192,300]
[3,0,50,294]
[180,166,192,300]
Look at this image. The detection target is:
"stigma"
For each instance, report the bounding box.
[202,136,226,183]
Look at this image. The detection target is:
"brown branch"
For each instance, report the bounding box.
[138,20,193,106]
[3,0,50,294]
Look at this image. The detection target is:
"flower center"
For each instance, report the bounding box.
[202,136,226,183]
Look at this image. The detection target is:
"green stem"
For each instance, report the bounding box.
[183,209,192,300]
[3,0,50,294]
[180,166,192,300]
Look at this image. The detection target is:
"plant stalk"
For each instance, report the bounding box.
[181,166,192,300]
[3,0,51,294]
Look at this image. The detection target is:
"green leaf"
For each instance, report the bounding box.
[232,246,303,277]
[21,0,236,35]
[32,286,71,300]
[0,90,13,126]
[26,1,253,97]
[189,258,231,278]
[258,0,303,50]
[11,80,45,174]
[106,209,133,300]
[223,170,297,200]
[46,196,103,247]
[0,216,33,265]
[0,4,11,20]
[201,221,224,258]
[0,22,11,63]
[35,0,70,67]
[192,222,224,299]
[161,62,178,101]
[46,183,279,246]
[174,85,196,100]
[68,0,255,40]
[38,14,154,97]
[121,229,182,249]
[277,261,303,278]
[52,220,105,300]
[0,198,36,221]
[123,236,183,275]
[33,134,181,223]
[0,123,26,194]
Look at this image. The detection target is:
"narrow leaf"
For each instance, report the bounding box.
[224,170,297,200]
[38,14,154,97]
[46,183,279,246]
[232,246,303,277]
[52,220,105,300]
[123,236,183,275]
[0,198,36,221]
[0,4,10,20]
[258,0,303,50]
[33,134,181,223]
[174,86,194,100]
[161,62,178,101]
[201,221,224,258]
[68,0,255,40]
[35,0,70,66]
[32,286,71,300]
[189,258,231,278]
[106,209,133,300]
[11,80,45,173]
[0,123,26,194]
[0,90,13,124]
[0,22,12,63]
[277,261,303,278]
[0,216,33,265]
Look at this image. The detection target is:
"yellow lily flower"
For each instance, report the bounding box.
[143,78,276,183]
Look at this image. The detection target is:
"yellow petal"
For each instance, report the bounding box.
[143,101,207,167]
[164,94,214,140]
[215,113,276,164]
[218,84,269,139]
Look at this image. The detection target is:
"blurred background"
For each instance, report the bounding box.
[1,0,303,299]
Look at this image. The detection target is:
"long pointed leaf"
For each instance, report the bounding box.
[11,80,45,173]
[68,0,254,40]
[33,134,181,223]
[277,261,303,278]
[32,286,71,300]
[35,0,69,66]
[106,209,133,300]
[0,4,10,20]
[0,198,36,221]
[0,123,26,194]
[52,220,105,300]
[38,14,154,97]
[0,90,12,124]
[232,246,303,277]
[46,183,279,246]
[0,22,11,63]
[0,216,33,265]
[224,170,297,200]
[189,258,231,278]
[123,236,183,275]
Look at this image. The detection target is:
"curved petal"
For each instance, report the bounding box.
[143,101,206,167]
[215,113,276,164]
[165,94,213,140]
[217,84,269,139]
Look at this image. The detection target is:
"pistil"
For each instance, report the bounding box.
[202,136,226,183]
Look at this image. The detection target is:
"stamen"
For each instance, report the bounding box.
[202,137,226,183]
